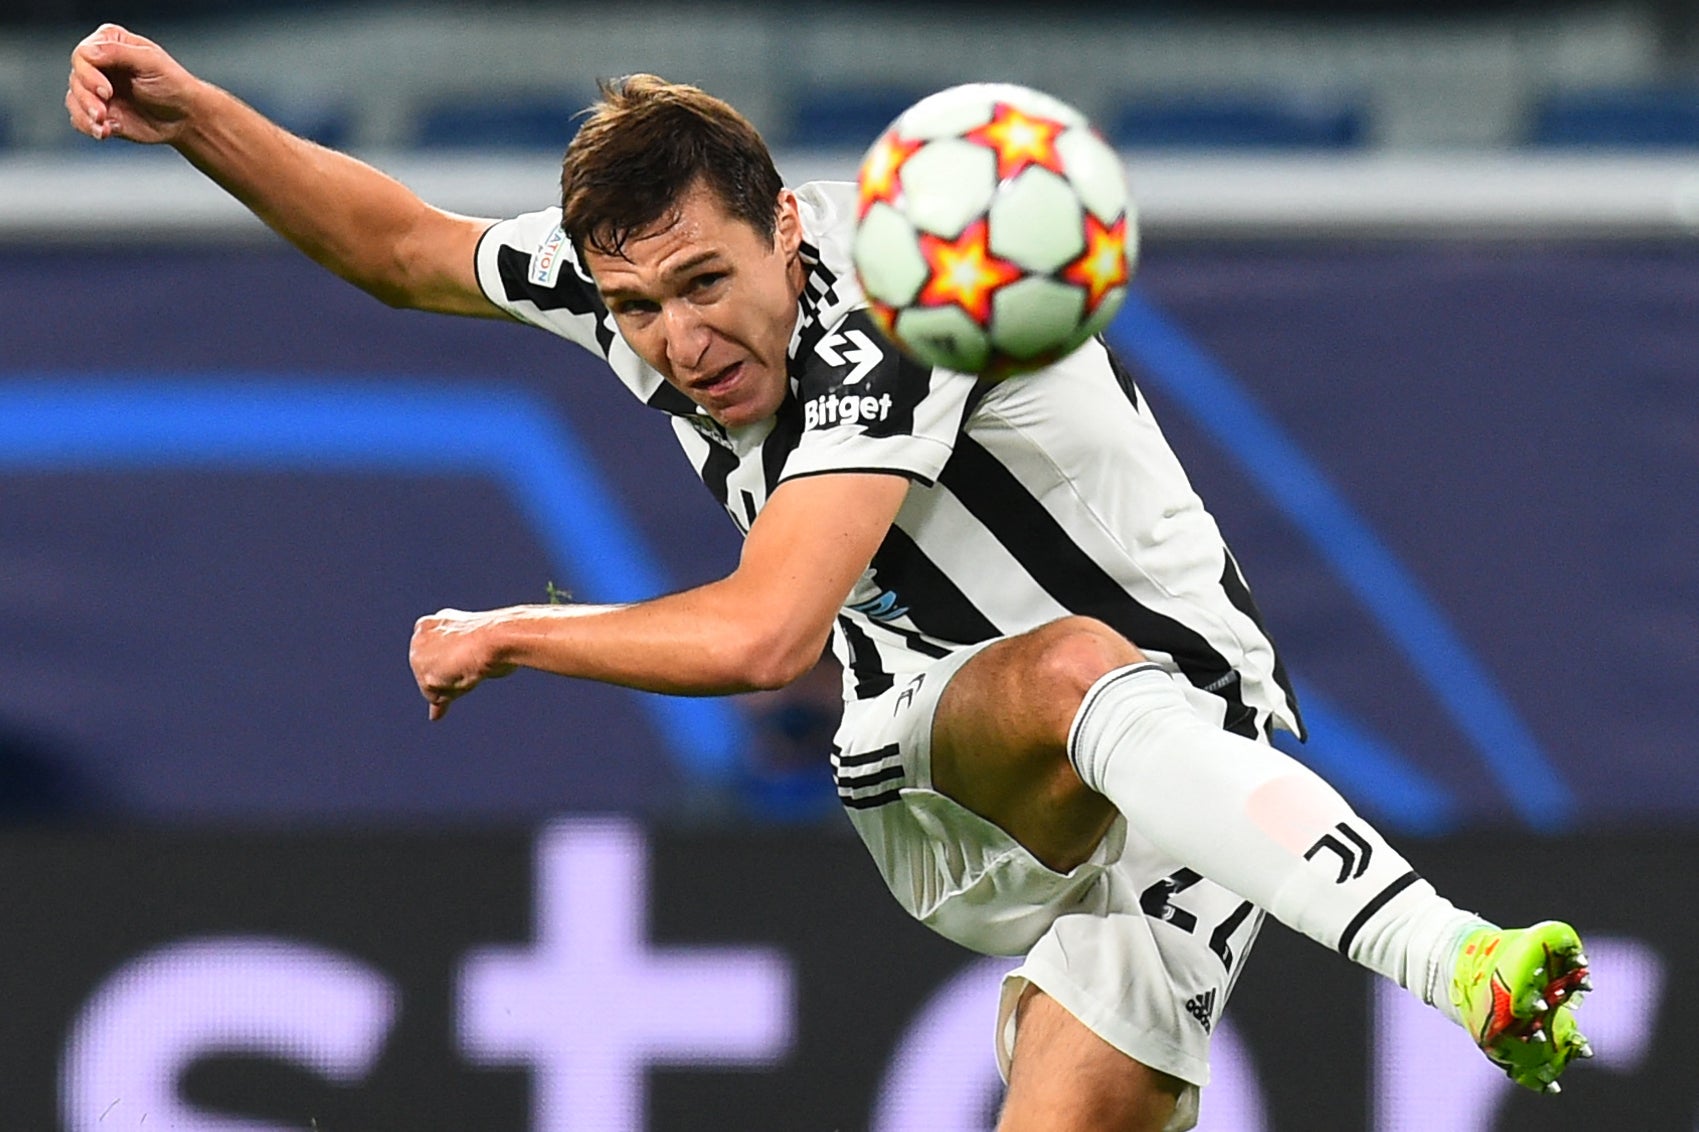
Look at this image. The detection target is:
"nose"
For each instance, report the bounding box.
[662,302,712,372]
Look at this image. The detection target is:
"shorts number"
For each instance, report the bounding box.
[1140,868,1257,971]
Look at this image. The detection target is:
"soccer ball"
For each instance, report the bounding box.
[851,82,1137,378]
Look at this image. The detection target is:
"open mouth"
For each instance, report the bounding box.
[693,361,744,396]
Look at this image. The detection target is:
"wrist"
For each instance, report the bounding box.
[169,80,242,154]
[484,616,526,670]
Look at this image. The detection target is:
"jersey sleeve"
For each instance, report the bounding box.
[780,308,976,487]
[475,208,614,357]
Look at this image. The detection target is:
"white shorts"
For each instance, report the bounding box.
[832,641,1264,1131]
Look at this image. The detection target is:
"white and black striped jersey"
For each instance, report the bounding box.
[475,181,1303,740]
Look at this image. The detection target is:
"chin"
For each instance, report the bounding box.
[710,405,764,430]
[710,383,785,429]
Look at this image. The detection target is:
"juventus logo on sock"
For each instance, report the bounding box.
[1304,821,1373,884]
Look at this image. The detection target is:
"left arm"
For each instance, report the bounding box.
[409,471,909,719]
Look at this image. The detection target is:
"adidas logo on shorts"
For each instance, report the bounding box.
[1184,988,1216,1033]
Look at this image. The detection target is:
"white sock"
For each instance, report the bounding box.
[1069,663,1482,1018]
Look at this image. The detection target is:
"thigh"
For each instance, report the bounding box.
[832,640,1121,957]
[999,987,1185,1132]
[930,621,1134,872]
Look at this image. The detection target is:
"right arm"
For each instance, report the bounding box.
[66,23,501,317]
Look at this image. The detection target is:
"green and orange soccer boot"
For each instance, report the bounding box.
[1450,920,1594,1093]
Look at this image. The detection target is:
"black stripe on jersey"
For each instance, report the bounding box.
[794,309,929,441]
[646,383,698,415]
[1220,550,1306,739]
[699,441,738,512]
[788,244,840,370]
[865,350,932,441]
[1102,339,1141,411]
[494,241,627,374]
[1336,870,1421,956]
[1204,670,1259,740]
[589,303,619,357]
[801,241,841,309]
[792,315,831,375]
[496,245,605,317]
[762,394,806,495]
[868,524,1000,646]
[941,435,1245,705]
[879,623,952,660]
[837,615,895,699]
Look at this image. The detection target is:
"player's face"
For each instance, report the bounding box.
[586,184,805,430]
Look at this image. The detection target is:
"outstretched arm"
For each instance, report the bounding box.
[65,23,500,317]
[409,472,911,719]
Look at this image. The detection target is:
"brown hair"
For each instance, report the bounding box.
[561,74,784,258]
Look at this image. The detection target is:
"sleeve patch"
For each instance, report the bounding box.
[529,225,570,288]
[496,243,605,317]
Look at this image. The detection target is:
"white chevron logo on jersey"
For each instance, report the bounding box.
[814,328,884,386]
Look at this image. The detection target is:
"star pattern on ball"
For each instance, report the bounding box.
[965,102,1069,181]
[1061,212,1129,316]
[916,218,1024,326]
[857,131,926,219]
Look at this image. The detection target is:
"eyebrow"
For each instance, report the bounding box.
[598,249,725,302]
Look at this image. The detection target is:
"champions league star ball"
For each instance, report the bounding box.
[851,82,1137,378]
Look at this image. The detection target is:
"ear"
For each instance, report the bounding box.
[774,189,802,256]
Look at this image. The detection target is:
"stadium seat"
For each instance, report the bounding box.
[785,86,930,149]
[1108,92,1367,150]
[1529,87,1699,148]
[415,95,587,150]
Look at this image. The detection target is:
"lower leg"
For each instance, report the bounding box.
[998,987,1185,1132]
[1066,652,1592,1092]
[1069,660,1477,1014]
[932,619,1475,1008]
[932,618,1587,1091]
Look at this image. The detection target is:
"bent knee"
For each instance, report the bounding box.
[1028,616,1145,701]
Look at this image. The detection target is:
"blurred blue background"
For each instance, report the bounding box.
[11,0,1699,153]
[2,4,1698,1129]
[5,0,1698,831]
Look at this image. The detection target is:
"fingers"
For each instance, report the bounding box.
[421,680,476,721]
[72,25,145,76]
[411,614,478,721]
[66,53,115,138]
[68,26,137,140]
[67,23,177,142]
[77,23,156,59]
[417,673,464,721]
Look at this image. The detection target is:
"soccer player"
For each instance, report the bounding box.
[68,24,1592,1131]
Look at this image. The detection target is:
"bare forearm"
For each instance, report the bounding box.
[172,83,487,312]
[68,25,492,312]
[408,475,909,720]
[411,595,805,722]
[485,592,821,696]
